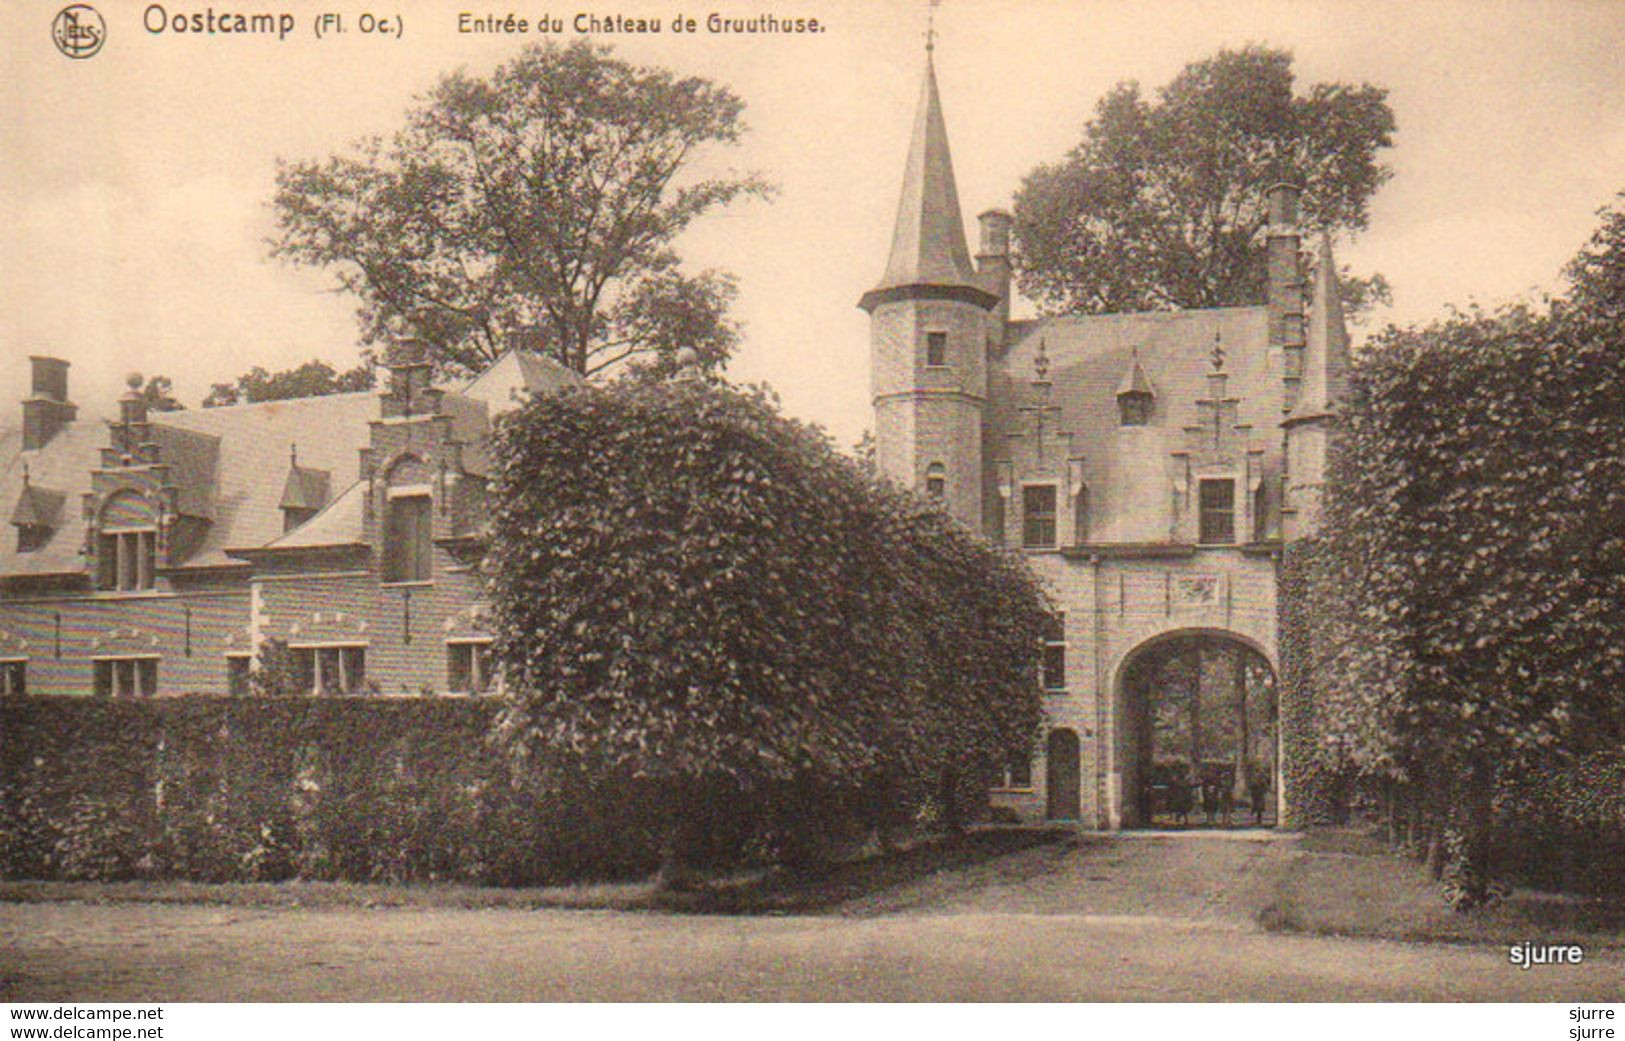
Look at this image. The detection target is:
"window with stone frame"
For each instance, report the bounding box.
[94,657,157,698]
[96,530,157,591]
[1252,481,1270,542]
[925,462,946,502]
[1040,613,1066,692]
[291,644,367,695]
[383,492,432,583]
[926,330,948,367]
[1021,484,1058,549]
[95,492,158,591]
[1198,478,1237,545]
[446,640,494,695]
[0,659,25,696]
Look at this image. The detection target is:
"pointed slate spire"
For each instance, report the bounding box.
[1295,233,1351,418]
[860,54,995,311]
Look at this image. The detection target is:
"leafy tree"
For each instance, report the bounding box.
[141,375,184,412]
[270,41,770,381]
[1011,45,1394,318]
[486,379,1048,883]
[203,360,374,408]
[1296,195,1625,904]
[1563,190,1625,317]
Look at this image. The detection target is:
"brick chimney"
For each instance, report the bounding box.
[21,356,78,450]
[977,208,1013,333]
[1265,184,1306,412]
[380,338,441,419]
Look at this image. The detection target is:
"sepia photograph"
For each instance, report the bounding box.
[1,0,1622,1028]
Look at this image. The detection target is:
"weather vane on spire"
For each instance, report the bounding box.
[925,0,940,53]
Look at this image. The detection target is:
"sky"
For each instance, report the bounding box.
[4,0,1623,448]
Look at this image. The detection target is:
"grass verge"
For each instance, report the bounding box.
[1259,828,1625,950]
[0,826,1066,916]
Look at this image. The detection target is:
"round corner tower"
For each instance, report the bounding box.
[859,55,1001,530]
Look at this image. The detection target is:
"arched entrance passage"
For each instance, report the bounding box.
[1116,632,1277,829]
[1046,728,1081,822]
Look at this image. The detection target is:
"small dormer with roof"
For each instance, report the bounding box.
[10,464,65,554]
[278,445,332,533]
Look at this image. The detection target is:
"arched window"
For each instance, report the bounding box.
[925,462,946,502]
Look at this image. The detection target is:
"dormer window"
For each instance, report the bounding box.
[926,331,948,367]
[11,467,64,554]
[1118,392,1153,427]
[16,524,49,554]
[1115,350,1156,427]
[279,446,330,534]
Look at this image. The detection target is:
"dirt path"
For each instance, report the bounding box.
[839,829,1294,922]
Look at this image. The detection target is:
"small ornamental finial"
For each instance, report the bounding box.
[290,443,299,468]
[125,372,144,391]
[1210,328,1226,372]
[925,0,940,53]
[21,462,30,487]
[1034,338,1050,382]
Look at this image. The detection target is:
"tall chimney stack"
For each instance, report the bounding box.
[977,208,1013,333]
[21,356,77,451]
[1265,184,1306,411]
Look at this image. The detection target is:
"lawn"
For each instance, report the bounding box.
[1259,827,1625,950]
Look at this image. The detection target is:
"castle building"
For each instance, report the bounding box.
[862,54,1349,828]
[0,344,578,700]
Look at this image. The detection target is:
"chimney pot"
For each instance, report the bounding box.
[977,209,1012,258]
[21,356,76,450]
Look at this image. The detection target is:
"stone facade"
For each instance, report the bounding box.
[864,55,1349,828]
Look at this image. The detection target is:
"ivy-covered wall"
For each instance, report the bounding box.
[1276,540,1344,829]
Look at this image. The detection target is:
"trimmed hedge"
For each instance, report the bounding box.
[0,696,662,885]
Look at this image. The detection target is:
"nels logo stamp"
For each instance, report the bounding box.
[53,4,105,59]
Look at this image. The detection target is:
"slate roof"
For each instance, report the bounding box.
[1,351,583,582]
[988,306,1281,490]
[870,57,982,295]
[256,478,366,551]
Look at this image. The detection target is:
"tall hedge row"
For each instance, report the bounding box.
[1282,198,1625,902]
[485,380,1051,868]
[0,696,661,884]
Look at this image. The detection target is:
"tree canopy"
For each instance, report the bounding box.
[202,359,374,408]
[1011,45,1395,318]
[486,379,1049,872]
[270,41,770,381]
